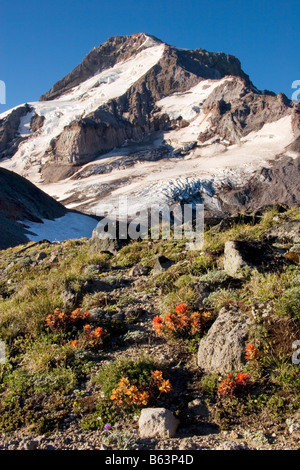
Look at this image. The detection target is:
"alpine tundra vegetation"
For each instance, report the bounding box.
[0,205,299,449]
[0,33,299,450]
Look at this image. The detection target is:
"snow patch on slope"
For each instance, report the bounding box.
[156,78,233,121]
[22,212,98,242]
[18,109,35,137]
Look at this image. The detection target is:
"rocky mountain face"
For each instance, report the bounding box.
[0,33,299,219]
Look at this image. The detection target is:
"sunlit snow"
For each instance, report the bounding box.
[22,212,98,242]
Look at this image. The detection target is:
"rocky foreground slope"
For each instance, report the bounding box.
[0,205,299,450]
[0,33,299,218]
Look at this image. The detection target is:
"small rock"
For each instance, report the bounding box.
[224,241,252,278]
[61,289,79,309]
[152,256,175,275]
[36,252,47,261]
[49,254,59,263]
[24,440,39,450]
[284,243,300,263]
[215,441,246,450]
[178,439,197,450]
[264,220,300,244]
[286,417,300,434]
[138,408,179,438]
[91,225,128,254]
[187,399,209,417]
[129,265,150,276]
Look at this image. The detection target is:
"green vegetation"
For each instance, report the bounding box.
[0,206,299,436]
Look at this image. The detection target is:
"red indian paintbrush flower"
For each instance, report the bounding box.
[245,344,259,361]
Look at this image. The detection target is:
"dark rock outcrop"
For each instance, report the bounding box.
[198,79,292,144]
[152,255,175,274]
[0,167,66,249]
[0,104,32,159]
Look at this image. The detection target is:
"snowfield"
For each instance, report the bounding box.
[156,78,233,121]
[34,114,295,217]
[22,212,98,242]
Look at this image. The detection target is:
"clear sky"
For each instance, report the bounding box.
[1,0,299,112]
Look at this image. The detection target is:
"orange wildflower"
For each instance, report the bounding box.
[217,374,236,396]
[153,304,205,338]
[153,315,164,335]
[137,391,150,406]
[245,344,259,361]
[164,313,178,331]
[94,327,104,338]
[218,372,251,396]
[158,379,172,394]
[110,372,171,409]
[236,373,250,386]
[174,303,189,315]
[70,308,90,322]
[151,370,163,381]
[190,312,201,335]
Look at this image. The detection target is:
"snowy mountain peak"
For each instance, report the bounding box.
[0,34,299,219]
[39,33,164,102]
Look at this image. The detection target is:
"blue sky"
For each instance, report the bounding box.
[1,0,299,112]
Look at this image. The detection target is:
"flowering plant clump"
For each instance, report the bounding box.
[110,370,171,409]
[102,423,112,434]
[70,339,80,350]
[110,378,150,407]
[245,344,259,361]
[83,324,105,348]
[45,307,90,330]
[217,372,251,397]
[70,324,106,350]
[70,308,91,323]
[153,303,212,338]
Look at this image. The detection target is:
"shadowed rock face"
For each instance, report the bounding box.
[198,82,293,144]
[0,167,67,249]
[0,104,32,159]
[215,155,300,214]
